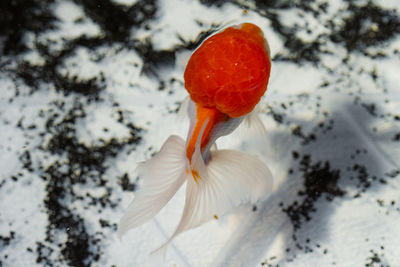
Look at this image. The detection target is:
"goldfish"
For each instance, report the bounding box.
[118,23,273,251]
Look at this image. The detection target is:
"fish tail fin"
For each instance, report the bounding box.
[149,244,168,266]
[158,144,273,247]
[118,135,187,237]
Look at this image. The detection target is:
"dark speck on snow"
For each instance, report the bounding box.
[282,154,344,231]
[1,0,144,265]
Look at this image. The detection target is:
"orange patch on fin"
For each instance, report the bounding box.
[192,170,200,183]
[186,104,228,164]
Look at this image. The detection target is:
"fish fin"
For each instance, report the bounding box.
[160,147,273,247]
[244,104,268,140]
[118,135,187,237]
[237,104,271,157]
[176,96,190,121]
[211,143,218,151]
[149,244,167,266]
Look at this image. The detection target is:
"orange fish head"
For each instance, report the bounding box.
[184,23,271,118]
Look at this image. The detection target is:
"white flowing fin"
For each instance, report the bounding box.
[211,143,218,151]
[118,135,188,237]
[157,144,273,249]
[221,103,270,156]
[220,103,267,148]
[244,103,268,140]
[176,96,190,121]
